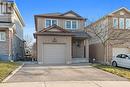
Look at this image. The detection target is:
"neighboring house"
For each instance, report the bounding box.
[34,11,90,64]
[87,7,130,64]
[0,0,25,61]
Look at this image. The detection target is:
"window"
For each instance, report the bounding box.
[45,19,57,28]
[66,21,71,29]
[65,20,78,29]
[113,18,118,29]
[126,19,130,29]
[0,32,6,41]
[116,54,121,58]
[72,21,77,29]
[0,3,7,14]
[46,20,51,28]
[52,20,57,25]
[119,18,124,29]
[2,3,6,14]
[121,54,127,59]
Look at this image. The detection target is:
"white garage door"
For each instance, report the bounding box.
[113,48,130,57]
[43,44,66,64]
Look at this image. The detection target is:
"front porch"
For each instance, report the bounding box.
[71,32,90,63]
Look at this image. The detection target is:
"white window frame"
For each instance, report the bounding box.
[113,18,118,29]
[126,18,130,29]
[2,3,6,14]
[119,18,124,29]
[65,20,72,29]
[45,19,58,28]
[65,20,78,29]
[0,32,6,41]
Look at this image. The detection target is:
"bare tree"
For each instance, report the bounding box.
[24,34,33,52]
[86,19,130,64]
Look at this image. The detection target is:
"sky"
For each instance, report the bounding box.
[15,0,130,40]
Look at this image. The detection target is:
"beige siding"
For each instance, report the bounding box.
[89,43,105,63]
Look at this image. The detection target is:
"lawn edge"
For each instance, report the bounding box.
[2,63,24,83]
[92,64,130,80]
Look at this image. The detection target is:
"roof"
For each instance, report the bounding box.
[108,7,130,15]
[34,25,74,38]
[60,10,82,17]
[39,24,71,33]
[70,30,91,38]
[38,13,62,16]
[86,7,130,27]
[34,25,91,39]
[35,10,86,20]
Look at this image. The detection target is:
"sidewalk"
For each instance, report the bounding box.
[1,81,130,87]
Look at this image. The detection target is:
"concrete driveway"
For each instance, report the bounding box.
[6,63,128,82]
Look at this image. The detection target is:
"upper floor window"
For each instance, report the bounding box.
[65,20,78,29]
[66,21,71,29]
[126,19,130,29]
[0,3,8,14]
[45,19,58,28]
[119,18,124,29]
[0,32,6,41]
[113,18,118,29]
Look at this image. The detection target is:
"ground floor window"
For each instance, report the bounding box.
[0,32,6,41]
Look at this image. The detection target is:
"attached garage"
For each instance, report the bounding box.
[113,48,130,57]
[43,44,66,64]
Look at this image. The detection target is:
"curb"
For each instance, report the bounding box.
[2,63,24,83]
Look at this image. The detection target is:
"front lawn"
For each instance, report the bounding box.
[0,61,19,82]
[92,64,130,80]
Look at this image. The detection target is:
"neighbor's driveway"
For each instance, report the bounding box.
[6,63,128,82]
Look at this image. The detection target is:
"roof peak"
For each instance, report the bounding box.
[61,10,82,17]
[109,7,130,15]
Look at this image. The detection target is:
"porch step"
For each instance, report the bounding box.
[72,58,89,64]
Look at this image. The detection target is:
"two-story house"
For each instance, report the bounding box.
[34,11,90,64]
[87,7,130,64]
[0,0,25,61]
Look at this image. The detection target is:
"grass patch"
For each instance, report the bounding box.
[92,64,130,80]
[0,61,20,82]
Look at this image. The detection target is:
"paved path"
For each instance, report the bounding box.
[1,81,130,87]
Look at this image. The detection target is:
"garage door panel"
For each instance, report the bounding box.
[43,44,66,64]
[113,48,130,57]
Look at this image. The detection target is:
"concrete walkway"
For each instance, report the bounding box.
[1,81,130,87]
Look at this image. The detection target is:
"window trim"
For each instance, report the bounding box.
[113,18,118,29]
[65,20,78,29]
[45,18,58,28]
[126,18,130,29]
[0,32,6,41]
[119,18,124,29]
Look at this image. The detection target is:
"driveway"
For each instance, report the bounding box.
[6,63,128,82]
